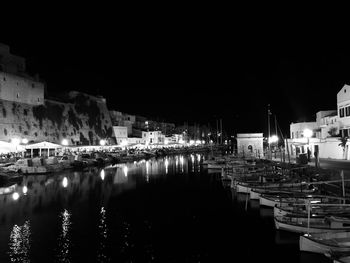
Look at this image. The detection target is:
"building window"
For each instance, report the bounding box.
[291,132,294,139]
[16,93,19,98]
[347,107,350,117]
[344,129,349,137]
[340,108,345,118]
[38,98,40,102]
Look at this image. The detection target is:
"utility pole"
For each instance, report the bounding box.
[216,119,219,145]
[267,104,271,159]
[220,119,223,145]
[274,114,278,159]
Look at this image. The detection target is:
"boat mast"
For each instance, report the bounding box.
[267,104,271,159]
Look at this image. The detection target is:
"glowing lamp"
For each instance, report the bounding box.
[61,139,69,146]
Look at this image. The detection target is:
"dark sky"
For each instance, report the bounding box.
[2,12,350,137]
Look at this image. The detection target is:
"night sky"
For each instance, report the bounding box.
[2,14,350,138]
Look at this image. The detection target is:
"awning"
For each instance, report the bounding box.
[25,141,62,150]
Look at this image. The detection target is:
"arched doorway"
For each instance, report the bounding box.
[248,145,253,153]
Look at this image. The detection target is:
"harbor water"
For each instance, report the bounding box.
[0,154,329,262]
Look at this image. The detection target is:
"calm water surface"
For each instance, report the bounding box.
[0,154,330,262]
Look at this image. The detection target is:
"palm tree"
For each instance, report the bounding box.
[339,136,349,159]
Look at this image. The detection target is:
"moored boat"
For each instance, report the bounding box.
[275,215,350,234]
[300,231,350,255]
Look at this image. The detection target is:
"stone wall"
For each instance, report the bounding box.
[0,92,114,145]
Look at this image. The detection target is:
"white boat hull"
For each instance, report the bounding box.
[275,218,350,234]
[236,184,251,194]
[250,189,261,200]
[300,234,350,254]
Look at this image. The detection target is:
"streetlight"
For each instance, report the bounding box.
[268,135,278,159]
[304,128,313,161]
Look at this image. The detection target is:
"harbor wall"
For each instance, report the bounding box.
[0,91,114,145]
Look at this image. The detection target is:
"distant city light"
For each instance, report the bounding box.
[11,138,20,146]
[195,140,201,145]
[21,138,28,144]
[12,192,19,201]
[268,135,278,144]
[189,140,195,145]
[100,139,106,146]
[201,140,205,144]
[179,139,184,144]
[61,139,69,146]
[100,169,105,180]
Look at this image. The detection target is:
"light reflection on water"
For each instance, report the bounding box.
[8,220,31,263]
[55,209,72,263]
[97,207,108,262]
[0,155,196,262]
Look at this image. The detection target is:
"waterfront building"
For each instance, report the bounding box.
[142,131,165,145]
[113,126,128,145]
[127,137,145,145]
[287,84,350,160]
[236,133,263,158]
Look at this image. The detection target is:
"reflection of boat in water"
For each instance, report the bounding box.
[274,230,299,245]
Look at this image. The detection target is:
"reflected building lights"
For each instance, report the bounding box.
[55,209,72,261]
[123,166,128,177]
[100,169,105,181]
[146,161,149,175]
[165,158,169,174]
[8,220,31,263]
[62,177,68,188]
[12,192,20,201]
[56,209,72,262]
[22,186,28,195]
[180,156,184,173]
[97,206,108,262]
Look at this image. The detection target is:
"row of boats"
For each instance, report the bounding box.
[203,154,350,262]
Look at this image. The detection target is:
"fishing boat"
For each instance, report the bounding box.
[4,158,48,174]
[333,255,350,263]
[274,202,350,218]
[274,215,350,234]
[299,231,350,254]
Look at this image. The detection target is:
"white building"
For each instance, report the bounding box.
[290,122,318,139]
[337,84,350,137]
[236,133,263,158]
[113,126,128,145]
[287,84,350,160]
[142,131,165,145]
[127,137,145,145]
